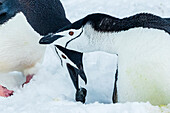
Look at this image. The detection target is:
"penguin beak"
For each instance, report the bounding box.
[55,45,87,89]
[39,33,63,44]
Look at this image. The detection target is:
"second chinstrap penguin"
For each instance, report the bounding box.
[40,13,170,105]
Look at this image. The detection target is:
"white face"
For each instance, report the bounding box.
[55,46,79,69]
[52,27,89,52]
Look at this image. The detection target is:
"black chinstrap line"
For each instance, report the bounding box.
[55,47,63,67]
[65,28,83,48]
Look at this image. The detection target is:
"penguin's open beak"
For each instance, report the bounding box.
[55,45,87,89]
[39,33,63,44]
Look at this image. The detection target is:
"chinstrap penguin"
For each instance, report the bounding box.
[40,13,170,105]
[55,45,87,103]
[0,0,70,97]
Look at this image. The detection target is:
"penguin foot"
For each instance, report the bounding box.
[0,85,14,97]
[75,88,87,103]
[22,74,34,87]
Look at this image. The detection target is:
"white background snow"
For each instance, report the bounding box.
[0,0,170,113]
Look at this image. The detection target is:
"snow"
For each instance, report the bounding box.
[0,0,170,112]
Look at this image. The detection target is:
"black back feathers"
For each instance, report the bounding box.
[59,13,170,34]
[165,18,170,24]
[0,0,20,25]
[85,13,170,34]
[0,0,71,36]
[18,0,71,35]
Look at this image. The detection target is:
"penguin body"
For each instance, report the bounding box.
[0,13,44,75]
[0,0,70,76]
[0,0,70,96]
[40,13,170,105]
[55,45,87,103]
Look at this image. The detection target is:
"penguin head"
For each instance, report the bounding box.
[55,45,87,89]
[39,13,120,52]
[39,18,88,52]
[39,14,102,53]
[0,0,20,25]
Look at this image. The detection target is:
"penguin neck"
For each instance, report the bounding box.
[83,24,117,53]
[84,24,170,57]
[18,0,71,36]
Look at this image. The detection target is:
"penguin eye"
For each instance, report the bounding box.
[61,54,67,59]
[69,31,74,36]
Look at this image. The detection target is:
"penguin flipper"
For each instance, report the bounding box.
[78,65,87,84]
[0,0,19,25]
[66,63,79,90]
